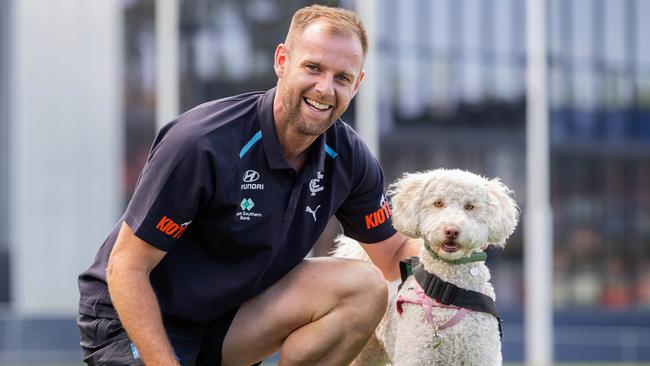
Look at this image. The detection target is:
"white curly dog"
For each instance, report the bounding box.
[334,168,519,366]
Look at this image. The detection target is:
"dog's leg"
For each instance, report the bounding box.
[460,314,502,366]
[390,303,436,366]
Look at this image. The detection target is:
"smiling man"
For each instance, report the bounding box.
[77,5,420,366]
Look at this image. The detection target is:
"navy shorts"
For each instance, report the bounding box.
[77,309,262,365]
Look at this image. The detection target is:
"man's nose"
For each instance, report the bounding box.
[315,74,335,96]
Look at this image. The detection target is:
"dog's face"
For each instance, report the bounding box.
[389,169,519,260]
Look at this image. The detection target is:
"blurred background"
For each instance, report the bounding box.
[1,0,649,364]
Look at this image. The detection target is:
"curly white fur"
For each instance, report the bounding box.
[334,169,519,366]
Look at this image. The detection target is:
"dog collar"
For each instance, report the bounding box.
[423,240,487,265]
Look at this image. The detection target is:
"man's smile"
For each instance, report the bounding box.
[303,97,332,111]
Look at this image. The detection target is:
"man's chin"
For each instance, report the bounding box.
[297,128,328,137]
[296,119,335,136]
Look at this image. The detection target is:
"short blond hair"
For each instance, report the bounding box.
[285,4,368,58]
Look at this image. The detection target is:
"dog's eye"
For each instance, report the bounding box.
[433,200,443,208]
[464,203,474,210]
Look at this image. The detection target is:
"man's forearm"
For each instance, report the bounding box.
[362,234,423,281]
[108,270,179,366]
[395,237,422,261]
[385,237,422,280]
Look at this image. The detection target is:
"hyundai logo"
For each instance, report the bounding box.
[242,170,260,183]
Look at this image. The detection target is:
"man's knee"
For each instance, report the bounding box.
[337,260,388,318]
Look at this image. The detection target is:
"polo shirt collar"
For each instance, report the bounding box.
[259,88,327,174]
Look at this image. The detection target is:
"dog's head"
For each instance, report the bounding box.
[389,169,519,260]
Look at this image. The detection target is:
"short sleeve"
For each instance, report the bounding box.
[124,134,216,251]
[335,146,396,244]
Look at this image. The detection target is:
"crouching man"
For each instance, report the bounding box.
[77,5,419,365]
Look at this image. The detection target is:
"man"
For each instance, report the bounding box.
[78,5,420,365]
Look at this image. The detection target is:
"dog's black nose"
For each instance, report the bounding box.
[444,226,460,239]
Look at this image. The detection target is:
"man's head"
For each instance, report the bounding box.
[285,5,368,59]
[274,5,367,137]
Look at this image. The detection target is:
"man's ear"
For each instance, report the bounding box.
[274,43,288,78]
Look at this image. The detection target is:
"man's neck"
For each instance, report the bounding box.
[286,152,309,172]
[273,97,318,172]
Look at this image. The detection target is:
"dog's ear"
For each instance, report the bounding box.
[485,178,519,247]
[388,172,427,238]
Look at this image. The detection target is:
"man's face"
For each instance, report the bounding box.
[274,22,365,136]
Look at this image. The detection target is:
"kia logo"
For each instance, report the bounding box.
[243,170,260,183]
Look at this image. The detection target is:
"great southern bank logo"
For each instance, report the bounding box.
[241,169,264,190]
[240,198,255,211]
[237,197,262,221]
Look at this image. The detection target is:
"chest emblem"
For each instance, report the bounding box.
[240,198,255,211]
[237,198,262,221]
[309,171,324,196]
[241,169,264,190]
[305,205,321,222]
[243,170,259,182]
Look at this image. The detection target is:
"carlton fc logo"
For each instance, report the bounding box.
[241,169,264,190]
[309,171,324,196]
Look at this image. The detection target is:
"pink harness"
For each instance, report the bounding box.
[396,283,471,331]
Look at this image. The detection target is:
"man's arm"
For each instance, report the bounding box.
[106,222,179,366]
[361,232,422,281]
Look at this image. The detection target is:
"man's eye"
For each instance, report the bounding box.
[337,75,350,82]
[306,65,318,71]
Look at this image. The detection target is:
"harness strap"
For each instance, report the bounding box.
[400,257,504,339]
[439,308,471,331]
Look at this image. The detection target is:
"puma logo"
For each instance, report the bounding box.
[305,205,321,222]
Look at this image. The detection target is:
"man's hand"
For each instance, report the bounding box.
[107,222,180,366]
[360,232,422,281]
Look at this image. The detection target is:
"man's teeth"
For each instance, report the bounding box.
[304,97,331,111]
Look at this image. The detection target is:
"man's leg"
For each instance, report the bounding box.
[221,257,388,366]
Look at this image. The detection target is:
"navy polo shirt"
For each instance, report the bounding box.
[78,88,396,324]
